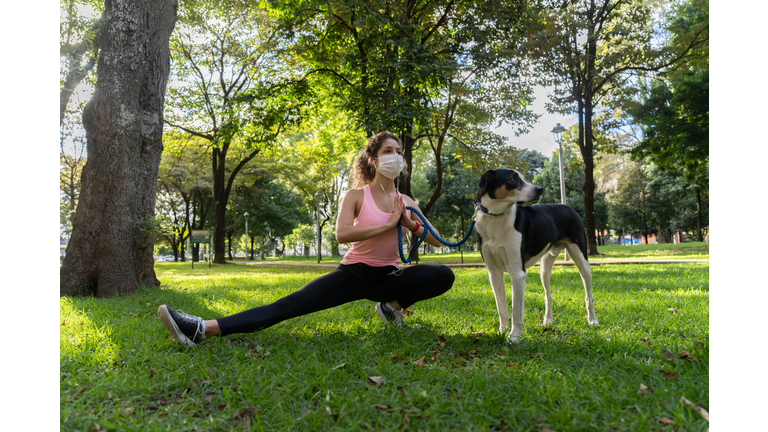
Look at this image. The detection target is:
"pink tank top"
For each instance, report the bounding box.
[340,184,409,268]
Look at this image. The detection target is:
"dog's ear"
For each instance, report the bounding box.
[477,170,495,200]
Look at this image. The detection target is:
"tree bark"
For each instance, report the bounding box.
[60,0,178,297]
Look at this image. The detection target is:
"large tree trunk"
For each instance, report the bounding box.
[60,0,178,297]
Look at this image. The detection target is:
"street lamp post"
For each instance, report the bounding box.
[551,123,569,261]
[243,212,249,263]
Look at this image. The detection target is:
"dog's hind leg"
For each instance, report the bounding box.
[539,245,563,325]
[565,243,599,325]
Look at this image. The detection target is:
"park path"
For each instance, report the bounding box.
[243,259,709,269]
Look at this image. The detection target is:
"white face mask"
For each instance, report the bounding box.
[375,154,404,180]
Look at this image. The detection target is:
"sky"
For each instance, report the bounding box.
[494,85,577,157]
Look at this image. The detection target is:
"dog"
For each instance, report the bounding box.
[474,168,599,343]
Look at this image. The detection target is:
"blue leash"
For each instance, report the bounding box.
[397,206,476,264]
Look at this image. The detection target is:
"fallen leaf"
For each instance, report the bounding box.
[371,404,393,411]
[640,338,651,345]
[431,349,441,361]
[659,417,675,425]
[332,363,346,370]
[668,308,677,315]
[413,356,425,368]
[398,386,412,400]
[90,424,103,432]
[468,350,479,359]
[659,369,678,381]
[414,324,423,329]
[203,392,215,403]
[662,348,677,362]
[680,396,709,421]
[275,386,287,391]
[637,383,652,397]
[401,309,413,316]
[679,350,698,362]
[467,332,487,340]
[437,335,446,342]
[148,368,156,380]
[391,353,406,361]
[419,390,428,397]
[72,386,89,397]
[438,342,446,348]
[122,407,133,416]
[285,363,291,369]
[330,411,339,425]
[366,376,385,386]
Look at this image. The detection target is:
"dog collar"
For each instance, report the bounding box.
[475,202,511,216]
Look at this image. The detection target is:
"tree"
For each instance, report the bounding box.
[165,3,307,263]
[228,171,312,260]
[278,0,533,198]
[606,161,665,244]
[628,68,708,240]
[525,0,708,254]
[60,0,178,297]
[156,132,215,261]
[517,149,548,182]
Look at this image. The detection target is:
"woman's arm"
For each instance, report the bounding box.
[335,189,403,244]
[398,195,444,248]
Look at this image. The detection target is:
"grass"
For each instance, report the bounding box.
[61,261,709,431]
[253,242,709,265]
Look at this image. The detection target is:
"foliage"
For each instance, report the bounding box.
[60,0,103,124]
[61,263,709,431]
[284,224,317,256]
[228,171,313,257]
[628,68,708,186]
[532,129,586,217]
[164,2,311,263]
[60,113,88,239]
[523,0,708,254]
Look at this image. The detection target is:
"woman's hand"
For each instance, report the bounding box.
[397,195,415,230]
[387,194,405,228]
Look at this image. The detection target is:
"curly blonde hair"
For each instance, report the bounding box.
[349,131,409,189]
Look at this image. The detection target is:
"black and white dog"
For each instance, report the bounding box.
[474,168,599,343]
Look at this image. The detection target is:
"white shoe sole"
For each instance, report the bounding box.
[158,305,196,347]
[375,303,390,324]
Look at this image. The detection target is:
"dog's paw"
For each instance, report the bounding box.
[588,318,600,326]
[506,334,521,344]
[498,324,509,334]
[542,315,554,325]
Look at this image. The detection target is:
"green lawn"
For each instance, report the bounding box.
[61,262,709,431]
[247,241,709,265]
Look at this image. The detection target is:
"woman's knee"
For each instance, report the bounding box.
[435,265,455,290]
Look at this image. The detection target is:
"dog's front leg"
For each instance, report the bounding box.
[507,270,527,343]
[488,268,510,334]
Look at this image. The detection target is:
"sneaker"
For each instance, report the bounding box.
[158,305,206,347]
[375,302,407,329]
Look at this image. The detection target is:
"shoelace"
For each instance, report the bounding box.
[177,309,205,341]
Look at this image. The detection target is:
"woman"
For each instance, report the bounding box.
[158,131,455,347]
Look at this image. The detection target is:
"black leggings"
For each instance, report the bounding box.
[216,263,455,336]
